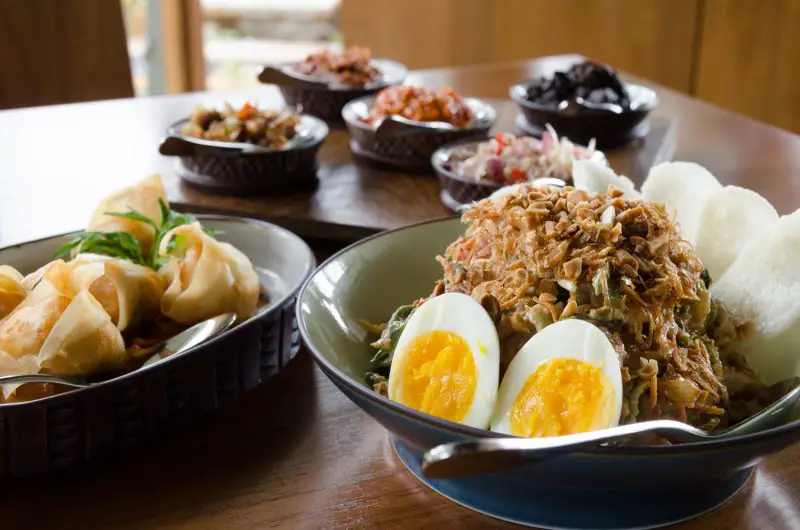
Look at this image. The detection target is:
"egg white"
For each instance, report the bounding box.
[388,292,500,428]
[490,319,623,436]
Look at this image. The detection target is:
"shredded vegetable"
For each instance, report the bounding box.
[447,126,597,185]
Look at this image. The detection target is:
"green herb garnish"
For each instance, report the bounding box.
[54,231,147,266]
[55,199,219,269]
[367,304,416,379]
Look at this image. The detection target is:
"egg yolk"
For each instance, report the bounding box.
[510,358,614,437]
[397,330,477,422]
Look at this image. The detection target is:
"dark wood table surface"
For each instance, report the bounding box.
[1,57,800,529]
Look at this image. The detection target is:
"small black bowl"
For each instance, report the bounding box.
[432,137,606,211]
[159,114,328,195]
[258,59,408,124]
[342,96,497,168]
[509,82,659,149]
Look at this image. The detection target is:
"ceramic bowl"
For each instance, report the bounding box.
[0,216,315,478]
[298,217,800,530]
[159,114,328,195]
[431,137,607,211]
[342,96,497,168]
[509,82,659,150]
[258,59,408,123]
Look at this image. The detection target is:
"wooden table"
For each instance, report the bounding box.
[1,58,800,529]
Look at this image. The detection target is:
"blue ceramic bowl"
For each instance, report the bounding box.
[297,218,800,529]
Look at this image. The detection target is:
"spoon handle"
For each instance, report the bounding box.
[373,116,459,140]
[257,65,323,88]
[0,374,88,389]
[421,420,705,479]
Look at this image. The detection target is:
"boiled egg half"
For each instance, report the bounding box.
[388,292,500,428]
[491,319,623,437]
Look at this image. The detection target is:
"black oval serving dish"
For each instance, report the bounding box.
[510,81,659,149]
[342,95,497,169]
[159,114,328,195]
[0,215,315,478]
[258,59,408,124]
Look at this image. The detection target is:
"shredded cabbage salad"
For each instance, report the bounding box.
[451,125,598,185]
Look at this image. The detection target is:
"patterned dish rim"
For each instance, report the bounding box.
[265,58,409,92]
[509,81,659,114]
[341,95,498,134]
[160,113,329,156]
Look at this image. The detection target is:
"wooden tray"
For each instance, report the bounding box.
[168,99,677,244]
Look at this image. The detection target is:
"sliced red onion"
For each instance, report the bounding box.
[541,131,553,151]
[486,157,505,182]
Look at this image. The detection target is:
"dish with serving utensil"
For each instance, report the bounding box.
[258,46,408,123]
[510,60,659,149]
[159,103,328,195]
[343,87,497,168]
[432,127,606,211]
[298,160,800,528]
[0,176,315,478]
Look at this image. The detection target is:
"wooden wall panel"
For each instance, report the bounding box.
[160,0,207,93]
[0,0,134,109]
[695,0,800,134]
[338,0,492,69]
[339,0,700,92]
[486,0,700,92]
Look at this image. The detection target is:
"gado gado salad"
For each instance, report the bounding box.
[364,160,800,439]
[0,175,260,401]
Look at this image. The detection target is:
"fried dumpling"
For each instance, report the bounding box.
[69,254,165,332]
[0,351,41,400]
[38,289,126,375]
[0,265,27,319]
[0,261,125,377]
[87,174,167,252]
[158,222,259,323]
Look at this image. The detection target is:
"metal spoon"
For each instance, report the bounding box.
[557,97,625,115]
[422,384,800,479]
[372,115,460,140]
[0,313,237,391]
[258,64,376,90]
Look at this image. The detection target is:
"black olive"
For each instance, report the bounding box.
[524,61,631,109]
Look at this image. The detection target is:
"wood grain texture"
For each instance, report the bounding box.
[0,60,799,528]
[339,0,699,91]
[695,0,800,134]
[0,0,134,109]
[338,0,481,69]
[486,0,700,92]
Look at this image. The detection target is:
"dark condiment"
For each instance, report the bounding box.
[524,61,631,109]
